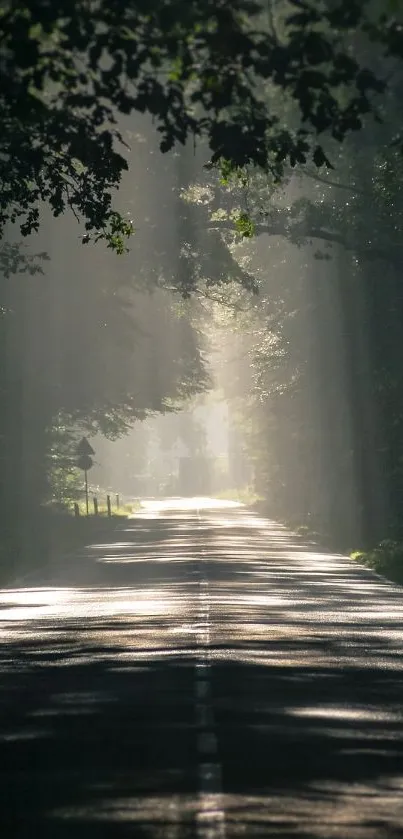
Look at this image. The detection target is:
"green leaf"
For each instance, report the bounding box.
[234,212,256,238]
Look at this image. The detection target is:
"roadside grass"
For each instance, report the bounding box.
[74,499,135,517]
[216,487,263,505]
[351,540,403,585]
[292,523,325,543]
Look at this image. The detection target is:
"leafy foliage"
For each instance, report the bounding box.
[234,212,256,238]
[45,420,84,505]
[351,541,403,584]
[0,0,402,243]
[0,230,210,554]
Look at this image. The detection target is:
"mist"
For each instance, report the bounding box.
[2,99,402,569]
[4,7,403,838]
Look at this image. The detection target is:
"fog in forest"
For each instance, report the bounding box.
[5,9,403,839]
[1,106,398,575]
[2,2,403,584]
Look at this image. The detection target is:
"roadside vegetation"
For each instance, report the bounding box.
[351,543,403,586]
[215,488,262,505]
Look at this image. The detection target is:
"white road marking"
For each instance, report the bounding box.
[197,764,226,839]
[198,730,218,755]
[196,703,214,728]
[195,547,225,838]
[199,762,222,792]
[196,680,210,700]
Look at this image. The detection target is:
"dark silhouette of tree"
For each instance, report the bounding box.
[0,0,401,248]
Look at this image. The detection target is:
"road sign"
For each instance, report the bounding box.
[77,454,93,472]
[76,437,95,457]
[75,439,95,517]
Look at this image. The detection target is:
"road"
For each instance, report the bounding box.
[1,497,403,838]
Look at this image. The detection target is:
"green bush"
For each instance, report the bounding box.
[351,540,403,584]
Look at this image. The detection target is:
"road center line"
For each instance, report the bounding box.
[196,680,210,700]
[194,519,226,839]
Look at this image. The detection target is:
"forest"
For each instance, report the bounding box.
[2,0,403,581]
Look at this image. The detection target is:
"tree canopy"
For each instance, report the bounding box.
[1,0,403,248]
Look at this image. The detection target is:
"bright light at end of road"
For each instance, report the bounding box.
[135,497,242,515]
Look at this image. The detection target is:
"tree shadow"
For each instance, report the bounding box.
[0,636,199,838]
[1,505,403,837]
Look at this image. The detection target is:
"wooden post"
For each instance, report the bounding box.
[93,496,98,516]
[116,493,120,510]
[74,502,80,517]
[85,469,89,516]
[106,494,111,517]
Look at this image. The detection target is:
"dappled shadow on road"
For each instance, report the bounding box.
[202,513,403,837]
[0,506,205,837]
[0,637,199,838]
[1,502,403,837]
[212,658,403,838]
[2,628,403,838]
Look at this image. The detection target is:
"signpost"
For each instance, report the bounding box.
[76,437,95,516]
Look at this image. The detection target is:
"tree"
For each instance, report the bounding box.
[0,0,402,249]
[0,204,210,575]
[183,76,403,549]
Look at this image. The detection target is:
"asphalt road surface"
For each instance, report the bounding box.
[1,497,403,839]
